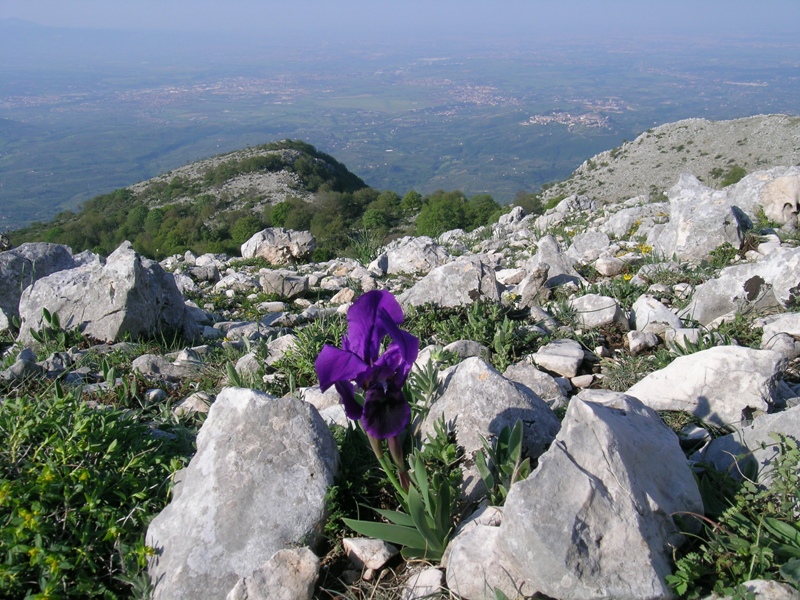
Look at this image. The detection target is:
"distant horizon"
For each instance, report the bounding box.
[1,2,799,229]
[2,0,799,41]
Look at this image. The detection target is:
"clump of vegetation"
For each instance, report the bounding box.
[668,434,800,598]
[710,164,747,188]
[0,384,194,598]
[404,302,540,372]
[414,190,505,238]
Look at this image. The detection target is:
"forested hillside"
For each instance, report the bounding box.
[10,140,508,260]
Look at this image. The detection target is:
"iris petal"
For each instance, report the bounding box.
[315,344,368,391]
[377,315,419,375]
[335,380,363,420]
[344,290,405,364]
[361,382,412,439]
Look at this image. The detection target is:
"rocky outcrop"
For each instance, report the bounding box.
[0,242,76,330]
[542,115,800,206]
[16,241,198,343]
[240,227,316,264]
[446,392,703,600]
[399,257,501,307]
[647,174,748,261]
[369,236,451,275]
[420,357,560,473]
[681,247,800,325]
[627,346,786,427]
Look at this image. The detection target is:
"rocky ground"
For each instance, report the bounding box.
[542,114,800,205]
[2,163,800,599]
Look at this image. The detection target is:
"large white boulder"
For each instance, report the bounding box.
[147,387,338,600]
[627,346,786,427]
[17,241,198,343]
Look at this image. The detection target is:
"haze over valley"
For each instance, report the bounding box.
[1,1,799,229]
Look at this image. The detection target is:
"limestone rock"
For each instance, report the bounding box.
[627,346,786,427]
[512,263,551,308]
[681,247,800,325]
[569,293,629,330]
[441,339,490,362]
[532,338,584,378]
[626,330,660,356]
[132,353,204,382]
[214,272,261,293]
[727,166,800,227]
[706,578,800,600]
[146,387,338,600]
[258,269,309,299]
[369,236,450,275]
[447,391,702,600]
[524,235,585,288]
[566,230,611,264]
[225,547,319,600]
[342,538,399,570]
[761,312,800,349]
[599,201,669,239]
[693,404,800,484]
[173,391,213,417]
[647,173,748,261]
[398,257,501,308]
[0,242,76,325]
[402,567,446,600]
[420,358,560,499]
[17,241,198,344]
[630,294,682,335]
[503,360,569,408]
[446,526,519,600]
[240,227,316,265]
[593,255,626,277]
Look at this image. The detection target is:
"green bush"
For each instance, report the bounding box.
[0,386,191,598]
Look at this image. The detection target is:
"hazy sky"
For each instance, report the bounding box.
[2,0,798,40]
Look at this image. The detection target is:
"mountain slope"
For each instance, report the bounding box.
[9,140,371,259]
[542,114,800,203]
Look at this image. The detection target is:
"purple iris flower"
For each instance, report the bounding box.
[315,290,419,440]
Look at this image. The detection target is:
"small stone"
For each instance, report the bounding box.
[595,345,612,358]
[145,388,168,404]
[259,301,286,313]
[594,256,626,277]
[172,391,213,417]
[401,567,445,600]
[533,338,585,378]
[571,374,594,388]
[626,330,660,355]
[330,287,356,304]
[342,538,399,571]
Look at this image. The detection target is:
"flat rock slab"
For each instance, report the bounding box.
[627,345,786,427]
[533,338,585,378]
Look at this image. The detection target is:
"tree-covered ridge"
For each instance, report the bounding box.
[9,140,513,261]
[199,139,367,193]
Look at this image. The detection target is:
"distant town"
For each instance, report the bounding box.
[523,111,610,130]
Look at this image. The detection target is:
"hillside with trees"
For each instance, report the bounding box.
[9,140,508,261]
